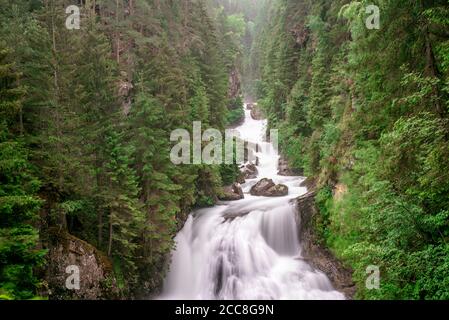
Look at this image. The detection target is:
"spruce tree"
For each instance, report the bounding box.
[0,45,45,300]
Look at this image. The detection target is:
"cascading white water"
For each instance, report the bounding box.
[160,106,345,300]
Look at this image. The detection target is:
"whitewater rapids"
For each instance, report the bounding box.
[159,106,345,300]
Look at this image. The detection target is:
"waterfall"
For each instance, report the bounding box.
[160,106,344,300]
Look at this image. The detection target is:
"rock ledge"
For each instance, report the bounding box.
[294,192,356,299]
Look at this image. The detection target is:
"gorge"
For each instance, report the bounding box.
[0,0,448,301]
[160,107,346,300]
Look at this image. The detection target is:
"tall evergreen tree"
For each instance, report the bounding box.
[0,45,46,300]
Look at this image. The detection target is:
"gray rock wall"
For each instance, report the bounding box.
[294,192,356,299]
[46,228,120,300]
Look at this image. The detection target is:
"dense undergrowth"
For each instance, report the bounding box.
[251,0,449,299]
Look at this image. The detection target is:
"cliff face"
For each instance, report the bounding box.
[293,192,356,299]
[228,66,241,102]
[46,229,120,300]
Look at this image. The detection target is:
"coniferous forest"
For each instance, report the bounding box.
[0,0,449,302]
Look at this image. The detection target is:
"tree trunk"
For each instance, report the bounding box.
[116,0,120,64]
[19,103,24,135]
[49,0,64,189]
[98,209,103,247]
[129,0,134,16]
[96,154,103,247]
[421,1,444,117]
[108,211,113,256]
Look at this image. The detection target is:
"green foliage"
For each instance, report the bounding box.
[253,0,449,300]
[0,44,45,299]
[323,115,449,299]
[0,0,247,299]
[2,0,446,301]
[314,186,333,244]
[196,195,216,208]
[219,164,239,186]
[226,96,245,125]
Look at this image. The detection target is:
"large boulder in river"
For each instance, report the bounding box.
[266,184,289,197]
[241,163,258,179]
[250,178,275,195]
[250,178,289,197]
[219,183,244,201]
[250,105,264,120]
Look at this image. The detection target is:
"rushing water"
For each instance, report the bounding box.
[160,106,344,300]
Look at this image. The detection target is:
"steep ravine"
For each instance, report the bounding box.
[159,105,351,300]
[43,109,354,300]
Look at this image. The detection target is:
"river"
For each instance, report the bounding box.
[160,106,344,300]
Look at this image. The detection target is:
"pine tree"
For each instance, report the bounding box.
[101,128,144,289]
[307,16,331,129]
[70,17,122,248]
[0,45,46,300]
[127,87,183,292]
[189,74,210,124]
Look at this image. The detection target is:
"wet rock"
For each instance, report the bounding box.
[246,103,253,110]
[299,177,316,191]
[222,210,250,222]
[241,163,258,179]
[250,178,275,195]
[250,105,264,120]
[266,184,289,197]
[250,178,289,197]
[294,192,356,299]
[219,183,244,201]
